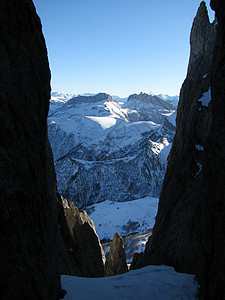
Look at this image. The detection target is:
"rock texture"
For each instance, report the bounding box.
[105,233,128,276]
[205,0,225,298]
[133,1,225,299]
[0,1,67,299]
[0,1,106,299]
[188,1,216,75]
[62,198,105,277]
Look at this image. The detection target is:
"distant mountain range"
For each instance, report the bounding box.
[48,92,177,207]
[157,94,179,107]
[50,91,179,106]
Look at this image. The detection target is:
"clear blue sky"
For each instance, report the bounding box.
[33,0,214,97]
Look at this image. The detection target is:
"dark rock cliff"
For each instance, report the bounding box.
[0,1,68,299]
[205,0,225,298]
[62,198,105,277]
[133,1,225,299]
[0,0,69,299]
[0,1,106,299]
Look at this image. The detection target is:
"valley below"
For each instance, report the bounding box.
[48,91,177,261]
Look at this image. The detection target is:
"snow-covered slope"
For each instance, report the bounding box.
[49,92,76,115]
[61,265,198,300]
[48,92,176,207]
[86,196,158,241]
[87,196,159,263]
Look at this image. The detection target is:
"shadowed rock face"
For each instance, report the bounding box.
[0,1,69,299]
[133,1,225,299]
[0,2,108,298]
[105,233,128,276]
[206,0,225,298]
[0,0,108,298]
[188,1,216,75]
[62,199,106,277]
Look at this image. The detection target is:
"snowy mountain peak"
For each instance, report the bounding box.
[51,91,76,102]
[67,93,111,105]
[127,92,175,110]
[157,94,179,107]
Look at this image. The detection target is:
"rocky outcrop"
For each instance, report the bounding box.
[66,92,112,105]
[133,1,225,299]
[187,1,216,75]
[130,252,144,270]
[105,233,128,276]
[62,198,105,277]
[130,234,152,270]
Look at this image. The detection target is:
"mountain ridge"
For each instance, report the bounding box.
[48,92,176,207]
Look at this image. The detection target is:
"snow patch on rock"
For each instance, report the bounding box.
[198,88,211,107]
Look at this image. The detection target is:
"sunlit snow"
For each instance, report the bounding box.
[85,116,117,129]
[150,138,171,159]
[51,92,76,102]
[87,196,159,240]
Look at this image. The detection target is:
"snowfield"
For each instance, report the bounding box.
[86,196,159,241]
[61,265,199,300]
